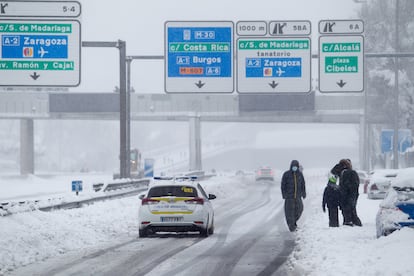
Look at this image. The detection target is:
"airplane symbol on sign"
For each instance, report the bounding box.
[38,47,48,58]
[276,67,285,77]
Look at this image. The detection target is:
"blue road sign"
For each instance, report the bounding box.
[144,158,155,178]
[2,35,68,59]
[71,180,83,192]
[381,129,412,153]
[167,26,232,78]
[245,57,302,78]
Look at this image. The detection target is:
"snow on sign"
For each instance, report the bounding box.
[0,1,81,86]
[237,37,311,93]
[165,21,234,93]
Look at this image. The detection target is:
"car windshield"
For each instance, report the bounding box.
[393,187,414,201]
[147,185,198,198]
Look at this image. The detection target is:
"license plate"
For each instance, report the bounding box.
[161,216,184,222]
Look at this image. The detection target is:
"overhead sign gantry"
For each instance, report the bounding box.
[0,1,81,86]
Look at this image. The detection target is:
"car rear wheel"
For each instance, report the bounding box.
[208,218,215,235]
[200,217,210,237]
[139,228,148,238]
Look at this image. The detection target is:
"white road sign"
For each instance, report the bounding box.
[0,1,81,17]
[236,21,267,36]
[269,21,311,36]
[319,20,364,34]
[319,35,364,92]
[0,19,81,86]
[237,37,311,93]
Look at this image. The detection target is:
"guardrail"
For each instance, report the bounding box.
[0,178,150,217]
[39,186,148,212]
[92,178,150,192]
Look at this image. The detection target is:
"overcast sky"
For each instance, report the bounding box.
[74,0,363,92]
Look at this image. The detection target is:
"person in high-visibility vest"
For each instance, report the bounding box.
[322,174,341,227]
[281,160,307,232]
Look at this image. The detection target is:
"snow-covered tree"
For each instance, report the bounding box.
[359,0,414,128]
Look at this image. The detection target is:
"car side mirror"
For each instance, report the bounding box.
[138,194,145,200]
[208,194,216,200]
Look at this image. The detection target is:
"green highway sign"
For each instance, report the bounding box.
[324,56,358,73]
[319,35,364,92]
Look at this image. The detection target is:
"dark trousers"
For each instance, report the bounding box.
[341,205,353,225]
[284,198,303,231]
[328,207,339,227]
[351,196,362,226]
[341,196,362,226]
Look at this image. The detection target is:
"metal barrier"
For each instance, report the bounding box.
[0,178,150,216]
[93,178,150,192]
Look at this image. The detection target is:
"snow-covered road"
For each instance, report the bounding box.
[2,170,414,276]
[4,174,294,276]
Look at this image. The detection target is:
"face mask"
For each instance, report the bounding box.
[292,166,298,172]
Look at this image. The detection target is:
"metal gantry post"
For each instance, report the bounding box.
[126,57,132,178]
[392,0,400,169]
[363,51,369,172]
[117,40,129,178]
[20,119,34,175]
[82,41,130,178]
[189,114,202,171]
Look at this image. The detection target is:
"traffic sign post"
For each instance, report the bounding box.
[0,1,81,86]
[165,21,233,93]
[237,37,311,93]
[318,20,364,93]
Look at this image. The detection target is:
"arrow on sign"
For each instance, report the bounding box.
[195,80,205,88]
[269,80,279,89]
[30,72,40,80]
[337,79,346,88]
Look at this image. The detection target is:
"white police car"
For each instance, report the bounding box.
[138,177,216,237]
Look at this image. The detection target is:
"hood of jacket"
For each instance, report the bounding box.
[290,160,299,170]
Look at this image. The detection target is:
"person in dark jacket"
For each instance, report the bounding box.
[281,160,306,232]
[322,174,341,227]
[337,159,362,226]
